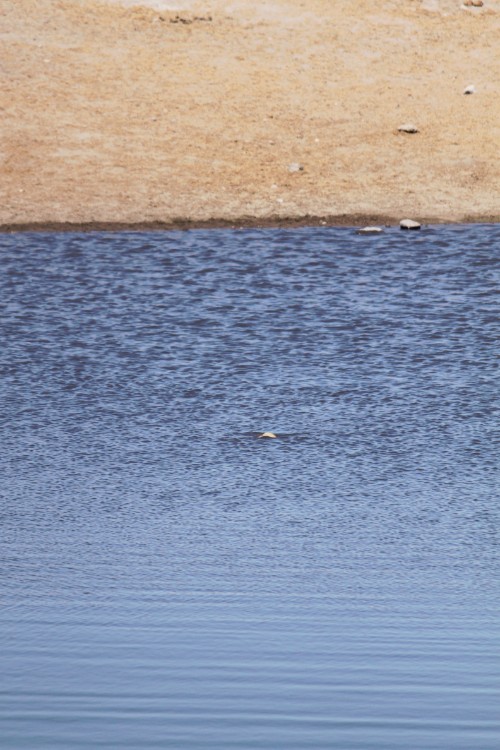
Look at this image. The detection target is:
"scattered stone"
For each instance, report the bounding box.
[463,0,484,6]
[357,226,383,235]
[398,124,419,134]
[288,162,304,173]
[400,219,421,230]
[169,14,212,24]
[463,84,476,95]
[258,432,277,439]
[170,14,192,24]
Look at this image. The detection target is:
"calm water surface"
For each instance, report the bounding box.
[1,225,499,748]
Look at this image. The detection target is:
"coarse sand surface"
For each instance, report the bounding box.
[1,0,499,230]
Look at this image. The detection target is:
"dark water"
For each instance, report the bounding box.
[1,225,499,749]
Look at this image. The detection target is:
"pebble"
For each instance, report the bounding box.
[400,219,421,231]
[258,432,277,439]
[357,226,383,235]
[288,163,304,173]
[463,0,484,6]
[463,85,476,95]
[398,124,419,134]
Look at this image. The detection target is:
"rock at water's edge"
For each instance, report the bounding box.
[400,219,421,230]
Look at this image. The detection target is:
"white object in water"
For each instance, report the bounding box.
[258,432,277,439]
[357,226,383,235]
[400,219,421,230]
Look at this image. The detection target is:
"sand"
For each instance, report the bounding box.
[1,0,499,230]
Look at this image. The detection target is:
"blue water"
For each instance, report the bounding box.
[0,225,499,749]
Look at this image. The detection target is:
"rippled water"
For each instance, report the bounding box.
[1,225,499,748]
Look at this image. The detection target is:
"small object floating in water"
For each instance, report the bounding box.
[258,432,278,439]
[463,84,476,95]
[400,219,421,230]
[398,123,419,134]
[357,226,383,235]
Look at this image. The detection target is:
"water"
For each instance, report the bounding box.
[0,224,499,749]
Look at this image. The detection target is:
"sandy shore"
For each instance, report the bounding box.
[1,0,499,230]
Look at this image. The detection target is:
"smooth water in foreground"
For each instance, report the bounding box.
[1,225,499,749]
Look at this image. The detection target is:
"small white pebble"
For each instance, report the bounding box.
[398,123,419,134]
[463,85,476,95]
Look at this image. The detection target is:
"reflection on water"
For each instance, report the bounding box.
[0,225,499,748]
